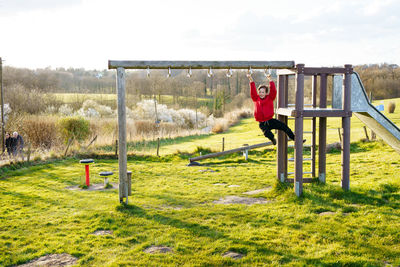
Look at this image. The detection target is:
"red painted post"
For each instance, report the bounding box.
[85,164,90,186]
[80,159,94,187]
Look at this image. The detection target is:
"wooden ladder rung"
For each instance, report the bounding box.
[288,117,313,120]
[287,104,313,107]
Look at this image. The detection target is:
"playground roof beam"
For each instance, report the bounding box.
[108,60,295,70]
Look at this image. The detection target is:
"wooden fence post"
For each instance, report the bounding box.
[64,138,74,157]
[157,137,160,157]
[363,126,370,141]
[27,143,31,162]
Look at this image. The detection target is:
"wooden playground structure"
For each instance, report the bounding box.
[108,60,354,202]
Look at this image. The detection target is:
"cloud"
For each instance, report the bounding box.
[0,0,82,15]
[0,0,399,69]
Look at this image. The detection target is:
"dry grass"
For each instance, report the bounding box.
[212,108,252,134]
[22,116,62,149]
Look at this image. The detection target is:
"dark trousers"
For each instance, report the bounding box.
[259,119,295,142]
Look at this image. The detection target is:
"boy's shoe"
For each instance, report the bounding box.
[272,138,277,145]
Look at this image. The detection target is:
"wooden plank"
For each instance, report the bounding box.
[108,60,295,69]
[117,67,128,204]
[276,108,351,117]
[277,69,296,75]
[189,142,272,162]
[276,108,293,117]
[303,67,348,75]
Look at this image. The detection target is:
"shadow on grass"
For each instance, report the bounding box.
[286,181,399,211]
[115,204,306,260]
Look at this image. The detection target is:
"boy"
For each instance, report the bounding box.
[247,73,301,145]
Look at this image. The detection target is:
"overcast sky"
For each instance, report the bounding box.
[0,0,399,70]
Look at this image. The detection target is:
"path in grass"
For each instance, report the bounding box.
[1,139,400,266]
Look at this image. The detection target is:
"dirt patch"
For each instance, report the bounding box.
[162,205,183,210]
[213,183,227,186]
[143,246,173,254]
[318,211,337,216]
[243,187,272,195]
[222,251,244,259]
[65,183,118,191]
[18,253,78,266]
[326,142,341,152]
[91,230,113,236]
[213,196,271,205]
[228,185,240,188]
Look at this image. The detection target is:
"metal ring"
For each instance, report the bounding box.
[226,68,233,78]
[187,67,192,78]
[207,67,213,77]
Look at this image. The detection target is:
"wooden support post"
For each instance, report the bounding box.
[0,57,4,154]
[222,137,225,152]
[318,73,327,183]
[127,171,132,196]
[27,143,31,162]
[338,128,342,142]
[157,137,160,157]
[117,67,128,204]
[243,148,249,161]
[115,139,118,157]
[64,138,74,157]
[284,76,288,179]
[294,64,305,196]
[341,64,352,191]
[363,126,370,141]
[311,75,317,178]
[277,74,287,182]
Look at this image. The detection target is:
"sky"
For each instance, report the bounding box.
[0,0,399,70]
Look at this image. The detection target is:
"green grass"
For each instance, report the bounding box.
[1,141,400,265]
[1,99,400,266]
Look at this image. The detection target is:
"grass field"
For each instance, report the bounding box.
[50,93,213,107]
[1,104,400,265]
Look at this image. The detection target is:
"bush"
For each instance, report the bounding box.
[58,116,90,143]
[212,119,228,133]
[388,101,396,113]
[22,116,60,149]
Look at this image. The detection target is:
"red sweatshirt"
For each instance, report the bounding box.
[250,81,277,122]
